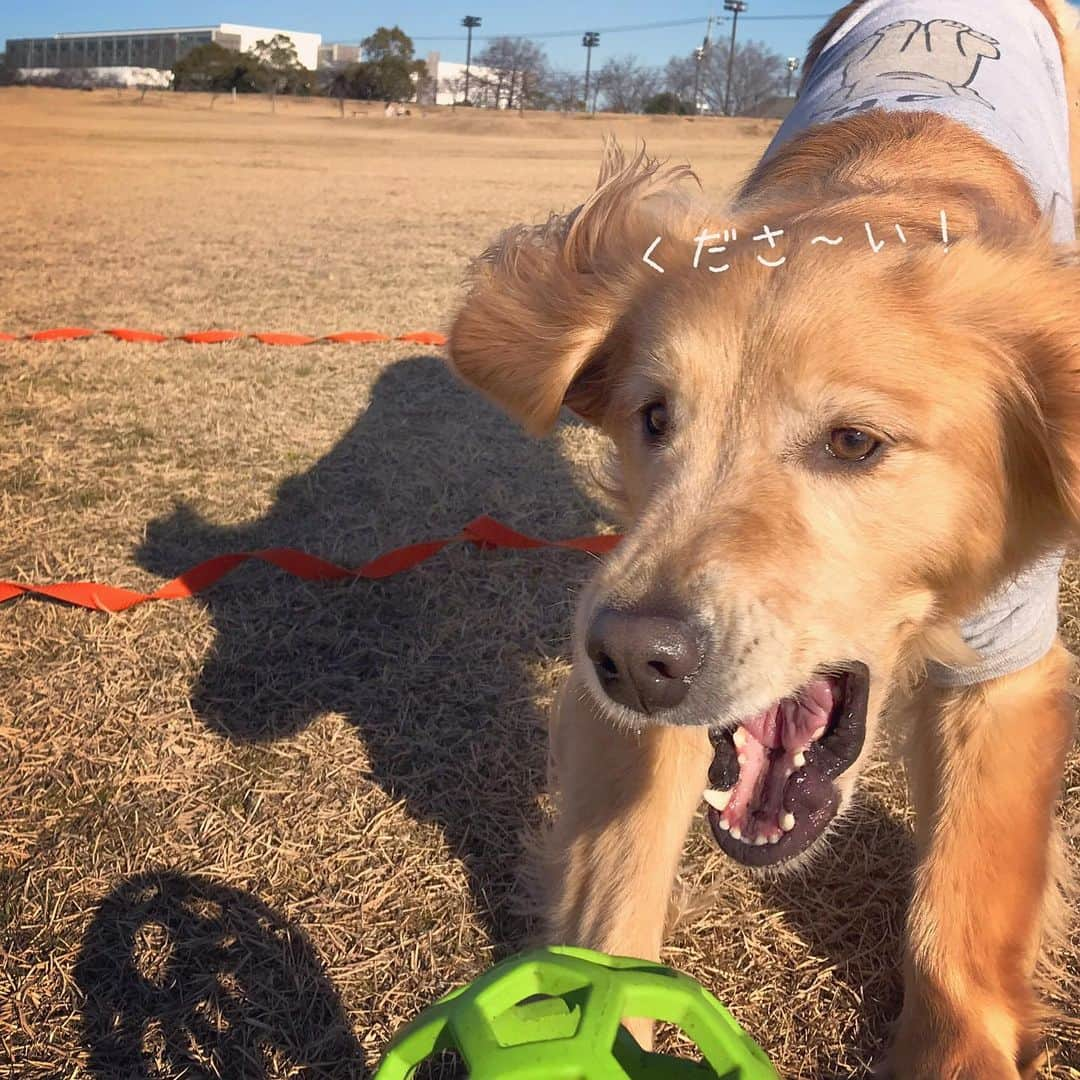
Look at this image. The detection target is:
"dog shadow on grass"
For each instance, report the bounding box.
[130,353,917,1076]
[756,797,914,1077]
[75,871,367,1077]
[135,353,606,952]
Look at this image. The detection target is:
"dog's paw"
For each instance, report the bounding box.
[883,1037,1023,1080]
[886,988,1048,1079]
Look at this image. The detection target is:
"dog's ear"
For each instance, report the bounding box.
[1008,253,1080,536]
[939,242,1080,539]
[447,142,698,435]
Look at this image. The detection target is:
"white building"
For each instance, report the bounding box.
[422,51,502,107]
[6,23,322,82]
[216,24,321,71]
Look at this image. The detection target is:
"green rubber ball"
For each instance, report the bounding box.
[375,945,778,1079]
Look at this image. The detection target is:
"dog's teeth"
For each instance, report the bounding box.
[753,835,767,846]
[733,728,748,748]
[781,812,796,832]
[792,751,806,768]
[769,833,781,844]
[702,788,731,811]
[716,816,730,831]
[737,753,747,766]
[729,826,742,841]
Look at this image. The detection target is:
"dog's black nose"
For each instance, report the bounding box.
[586,609,703,713]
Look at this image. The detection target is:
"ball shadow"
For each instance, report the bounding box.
[75,871,366,1078]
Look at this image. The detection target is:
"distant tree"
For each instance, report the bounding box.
[250,33,299,74]
[334,59,417,102]
[319,63,352,115]
[361,26,414,62]
[664,54,698,104]
[173,42,261,95]
[719,39,785,114]
[537,70,582,112]
[476,37,547,109]
[248,33,312,110]
[332,26,427,102]
[596,55,660,113]
[664,39,784,115]
[672,39,784,115]
[643,90,692,115]
[460,71,500,107]
[516,65,544,112]
[346,62,388,101]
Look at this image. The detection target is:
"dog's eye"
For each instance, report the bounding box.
[826,427,881,463]
[643,401,669,441]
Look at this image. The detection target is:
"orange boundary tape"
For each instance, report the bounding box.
[1,328,447,347]
[28,327,97,342]
[0,516,621,614]
[324,331,391,344]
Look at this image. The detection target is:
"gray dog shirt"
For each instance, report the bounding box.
[762,1,1075,686]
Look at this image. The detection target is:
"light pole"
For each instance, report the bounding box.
[722,0,747,116]
[692,14,713,115]
[693,46,706,113]
[786,56,800,97]
[582,31,599,113]
[462,15,481,105]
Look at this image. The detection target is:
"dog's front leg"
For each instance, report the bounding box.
[542,667,711,1040]
[891,646,1074,1079]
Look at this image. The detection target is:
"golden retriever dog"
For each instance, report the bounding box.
[448,1,1080,1074]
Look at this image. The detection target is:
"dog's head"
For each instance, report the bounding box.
[448,143,1080,868]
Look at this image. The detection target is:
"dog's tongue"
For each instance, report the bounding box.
[739,677,835,750]
[715,678,837,845]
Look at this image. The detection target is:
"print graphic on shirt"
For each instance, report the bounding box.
[813,18,1002,120]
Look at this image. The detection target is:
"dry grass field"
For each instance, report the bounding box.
[0,86,1076,1078]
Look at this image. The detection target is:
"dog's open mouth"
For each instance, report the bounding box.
[704,662,869,867]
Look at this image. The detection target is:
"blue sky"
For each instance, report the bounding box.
[2,1,834,74]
